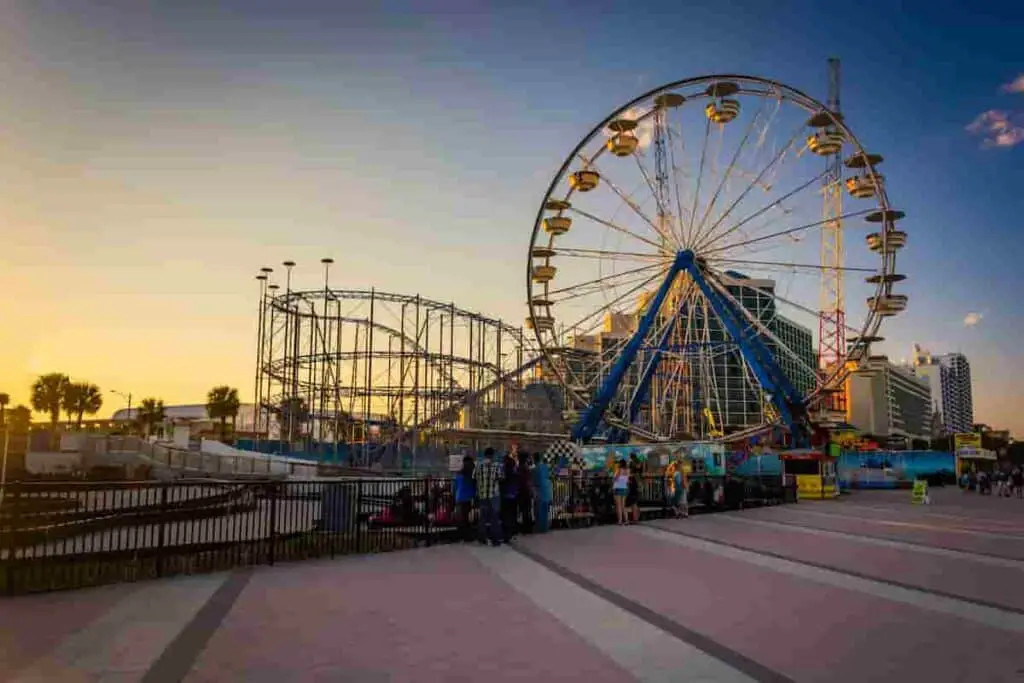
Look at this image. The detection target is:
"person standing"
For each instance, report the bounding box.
[671,458,689,518]
[628,453,644,523]
[501,446,521,541]
[517,452,535,534]
[454,456,476,541]
[534,455,553,533]
[474,448,503,546]
[613,459,630,525]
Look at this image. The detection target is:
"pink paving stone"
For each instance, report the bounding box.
[751,506,1024,559]
[808,494,1024,534]
[650,517,1024,611]
[185,546,636,683]
[0,582,136,675]
[518,526,1024,683]
[839,489,1024,524]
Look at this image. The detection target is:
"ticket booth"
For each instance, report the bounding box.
[955,447,997,479]
[781,448,839,500]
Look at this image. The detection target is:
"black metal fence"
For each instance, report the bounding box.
[0,473,795,595]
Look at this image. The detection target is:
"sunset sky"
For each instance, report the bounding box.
[1,1,1022,432]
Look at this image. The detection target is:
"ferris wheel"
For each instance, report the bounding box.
[525,74,907,445]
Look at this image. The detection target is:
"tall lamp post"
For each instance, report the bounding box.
[254,268,273,451]
[110,390,133,433]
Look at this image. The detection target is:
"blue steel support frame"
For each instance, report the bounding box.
[570,252,688,442]
[627,302,680,424]
[684,261,809,446]
[571,249,811,447]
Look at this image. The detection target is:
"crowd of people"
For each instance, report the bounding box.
[450,447,695,546]
[452,445,554,546]
[960,466,1024,497]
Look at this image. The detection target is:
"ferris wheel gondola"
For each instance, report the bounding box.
[525,75,906,445]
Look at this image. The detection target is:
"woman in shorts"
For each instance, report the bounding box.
[672,460,690,518]
[613,460,630,525]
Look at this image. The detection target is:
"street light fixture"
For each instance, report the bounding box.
[110,389,133,432]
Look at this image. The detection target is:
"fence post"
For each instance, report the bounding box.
[2,482,21,595]
[268,482,279,566]
[354,480,363,554]
[156,483,168,578]
[661,475,668,519]
[424,475,432,547]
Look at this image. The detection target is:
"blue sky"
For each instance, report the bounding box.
[0,0,1021,430]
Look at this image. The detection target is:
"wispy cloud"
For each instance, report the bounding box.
[966,110,1024,148]
[964,312,983,327]
[602,106,654,150]
[1001,74,1024,94]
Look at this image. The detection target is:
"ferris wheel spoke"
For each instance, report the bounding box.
[704,207,876,257]
[710,258,878,273]
[703,271,821,386]
[631,152,672,230]
[568,206,666,253]
[694,119,811,251]
[665,124,693,246]
[557,267,670,339]
[697,166,829,252]
[684,116,714,246]
[726,275,862,338]
[587,158,679,249]
[690,96,770,248]
[546,262,669,303]
[553,247,666,262]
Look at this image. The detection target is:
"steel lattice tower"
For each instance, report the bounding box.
[818,57,846,414]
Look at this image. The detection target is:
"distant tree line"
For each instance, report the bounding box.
[1,375,244,447]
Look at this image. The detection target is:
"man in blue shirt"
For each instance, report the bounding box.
[473,448,503,546]
[533,456,553,533]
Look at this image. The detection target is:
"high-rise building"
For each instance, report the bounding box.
[912,345,974,435]
[847,355,933,440]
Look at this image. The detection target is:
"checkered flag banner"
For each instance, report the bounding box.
[542,440,584,469]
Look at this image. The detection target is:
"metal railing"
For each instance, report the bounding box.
[0,473,794,595]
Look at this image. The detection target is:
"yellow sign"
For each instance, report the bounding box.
[912,479,929,505]
[954,433,981,451]
[795,474,839,500]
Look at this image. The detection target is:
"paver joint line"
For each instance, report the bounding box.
[140,569,254,683]
[708,513,1024,569]
[640,524,1024,627]
[510,542,794,683]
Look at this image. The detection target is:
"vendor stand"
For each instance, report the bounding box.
[781,448,839,500]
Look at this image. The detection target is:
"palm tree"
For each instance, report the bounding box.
[8,405,31,432]
[31,373,69,448]
[0,392,9,428]
[206,386,241,441]
[61,383,82,429]
[62,382,103,430]
[136,398,166,438]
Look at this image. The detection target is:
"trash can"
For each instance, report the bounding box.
[320,482,355,532]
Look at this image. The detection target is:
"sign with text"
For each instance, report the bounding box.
[954,433,981,452]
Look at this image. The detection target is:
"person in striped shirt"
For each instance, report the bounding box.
[474,448,504,545]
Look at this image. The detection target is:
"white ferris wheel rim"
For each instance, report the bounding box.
[525,74,898,442]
